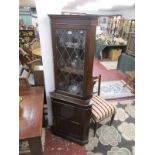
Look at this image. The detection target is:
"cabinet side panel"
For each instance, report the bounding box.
[83,24,96,99]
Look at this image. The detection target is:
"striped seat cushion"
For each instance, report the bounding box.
[90,96,116,122]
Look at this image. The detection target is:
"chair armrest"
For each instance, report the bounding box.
[93,76,99,80]
[27,59,41,65]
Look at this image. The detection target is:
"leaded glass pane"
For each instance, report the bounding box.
[56,28,86,96]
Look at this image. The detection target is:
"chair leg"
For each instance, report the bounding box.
[20,67,24,76]
[109,113,115,126]
[94,121,98,136]
[42,111,48,127]
[27,71,31,78]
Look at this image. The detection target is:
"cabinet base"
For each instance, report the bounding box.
[50,92,91,145]
[52,127,89,145]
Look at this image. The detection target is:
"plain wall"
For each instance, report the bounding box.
[35,0,63,126]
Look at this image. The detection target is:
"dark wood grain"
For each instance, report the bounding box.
[19,86,44,140]
[28,137,43,155]
[51,91,92,144]
[33,65,45,86]
[83,23,96,99]
[49,15,98,26]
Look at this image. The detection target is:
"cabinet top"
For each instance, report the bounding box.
[48,14,98,19]
[50,91,92,107]
[48,14,98,25]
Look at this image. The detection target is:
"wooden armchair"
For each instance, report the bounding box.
[19,47,42,78]
[29,38,41,58]
[19,76,30,90]
[29,38,40,50]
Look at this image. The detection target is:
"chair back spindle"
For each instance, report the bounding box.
[93,74,101,96]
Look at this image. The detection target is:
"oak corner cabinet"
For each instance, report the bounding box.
[49,15,98,144]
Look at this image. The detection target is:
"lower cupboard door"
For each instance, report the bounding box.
[53,116,82,138]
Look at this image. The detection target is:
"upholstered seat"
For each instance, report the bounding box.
[91,96,116,122]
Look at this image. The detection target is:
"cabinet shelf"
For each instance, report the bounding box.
[61,66,84,75]
[57,46,85,51]
[57,80,83,96]
[19,30,35,47]
[19,35,34,37]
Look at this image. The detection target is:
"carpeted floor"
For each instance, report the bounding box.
[93,57,127,82]
[85,99,135,155]
[93,80,134,100]
[100,60,118,70]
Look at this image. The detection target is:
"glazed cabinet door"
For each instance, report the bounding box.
[52,25,89,98]
[50,15,97,99]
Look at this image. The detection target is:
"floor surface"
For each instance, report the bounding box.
[100,60,118,70]
[93,57,127,81]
